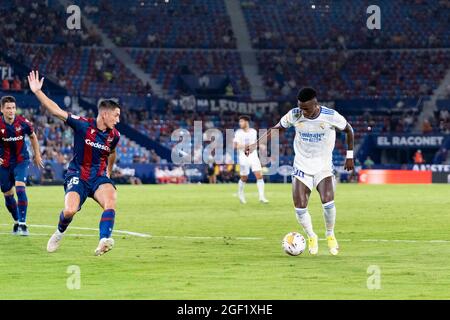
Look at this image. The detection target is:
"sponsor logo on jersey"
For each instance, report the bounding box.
[2,135,24,142]
[15,126,21,132]
[300,132,325,143]
[85,139,110,151]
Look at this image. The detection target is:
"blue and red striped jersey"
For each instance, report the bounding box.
[66,114,120,181]
[0,115,34,167]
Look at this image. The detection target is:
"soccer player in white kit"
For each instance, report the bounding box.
[233,116,268,204]
[247,88,354,255]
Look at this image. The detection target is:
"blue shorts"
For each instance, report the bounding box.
[0,161,30,193]
[64,172,116,210]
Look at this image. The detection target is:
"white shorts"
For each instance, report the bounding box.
[292,167,335,191]
[239,152,262,176]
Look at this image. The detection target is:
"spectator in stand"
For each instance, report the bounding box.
[422,119,433,134]
[413,150,425,164]
[363,156,375,169]
[11,76,22,91]
[2,78,10,90]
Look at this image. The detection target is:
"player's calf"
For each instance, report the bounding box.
[295,207,318,255]
[16,186,29,236]
[322,200,339,255]
[4,193,19,234]
[95,209,116,256]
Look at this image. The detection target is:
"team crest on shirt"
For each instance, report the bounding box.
[320,123,326,129]
[292,108,302,119]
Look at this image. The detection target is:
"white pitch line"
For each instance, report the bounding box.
[1,224,450,243]
[150,235,264,241]
[0,224,151,238]
[0,232,97,237]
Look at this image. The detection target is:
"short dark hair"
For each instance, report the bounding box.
[1,96,16,108]
[239,115,250,122]
[98,99,120,111]
[297,87,317,102]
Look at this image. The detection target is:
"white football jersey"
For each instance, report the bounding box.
[233,128,258,157]
[280,106,347,175]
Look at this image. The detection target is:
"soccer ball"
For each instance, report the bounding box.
[282,232,306,256]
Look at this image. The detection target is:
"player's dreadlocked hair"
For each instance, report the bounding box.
[98,99,121,111]
[1,96,16,108]
[297,87,317,102]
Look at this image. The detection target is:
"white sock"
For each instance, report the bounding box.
[322,200,336,237]
[238,179,245,195]
[295,208,316,238]
[256,179,265,199]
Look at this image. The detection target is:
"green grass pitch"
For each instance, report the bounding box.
[0,184,449,299]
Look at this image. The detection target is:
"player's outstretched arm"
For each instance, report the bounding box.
[29,132,44,169]
[28,71,68,121]
[245,122,285,156]
[343,123,355,171]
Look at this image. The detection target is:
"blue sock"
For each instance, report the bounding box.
[16,186,28,223]
[58,211,73,233]
[99,209,115,239]
[4,194,19,222]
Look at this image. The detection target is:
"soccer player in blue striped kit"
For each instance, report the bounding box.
[0,96,44,235]
[28,71,121,256]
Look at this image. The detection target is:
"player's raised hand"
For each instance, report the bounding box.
[27,70,44,93]
[344,158,354,171]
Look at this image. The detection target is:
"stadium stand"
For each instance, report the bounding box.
[0,0,101,46]
[11,44,148,98]
[128,49,251,97]
[241,0,450,50]
[257,50,450,100]
[81,0,236,49]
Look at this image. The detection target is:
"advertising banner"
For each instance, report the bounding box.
[375,135,447,149]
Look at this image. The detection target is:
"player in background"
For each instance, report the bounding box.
[247,88,354,255]
[233,115,268,204]
[0,96,43,236]
[27,71,121,256]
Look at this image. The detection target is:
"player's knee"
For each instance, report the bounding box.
[320,191,334,204]
[63,203,79,217]
[3,189,14,196]
[240,176,248,183]
[103,193,117,210]
[293,197,308,209]
[63,207,77,217]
